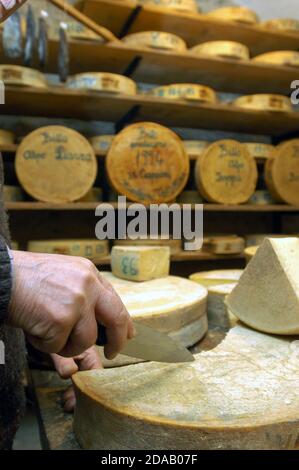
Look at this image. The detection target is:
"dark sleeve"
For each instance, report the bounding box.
[0,236,12,324]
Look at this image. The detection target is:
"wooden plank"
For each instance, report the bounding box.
[3,86,299,136]
[80,0,299,54]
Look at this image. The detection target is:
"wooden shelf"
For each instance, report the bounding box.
[2,86,299,136]
[79,0,299,54]
[0,144,18,153]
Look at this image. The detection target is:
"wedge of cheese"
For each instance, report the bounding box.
[227,238,299,334]
[74,323,299,450]
[252,51,299,68]
[111,246,170,282]
[206,6,259,25]
[233,94,293,112]
[190,269,243,287]
[66,73,136,96]
[0,65,48,88]
[190,41,250,61]
[139,0,199,13]
[122,31,187,52]
[28,239,109,260]
[208,283,238,329]
[260,18,299,33]
[148,84,217,103]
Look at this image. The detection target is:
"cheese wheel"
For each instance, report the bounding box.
[205,235,245,255]
[265,139,299,206]
[66,73,136,96]
[111,246,170,282]
[190,269,243,287]
[138,0,198,13]
[3,185,23,202]
[74,323,299,450]
[183,140,209,158]
[190,41,250,61]
[233,94,293,112]
[208,283,238,329]
[0,65,48,88]
[122,31,187,52]
[195,140,258,204]
[248,190,277,205]
[106,122,189,204]
[177,190,203,204]
[261,18,299,33]
[114,238,182,254]
[244,245,258,263]
[15,126,97,203]
[0,129,15,146]
[89,135,114,154]
[206,6,259,25]
[246,143,274,161]
[28,239,109,259]
[78,187,103,202]
[245,234,289,247]
[148,84,217,103]
[252,51,299,68]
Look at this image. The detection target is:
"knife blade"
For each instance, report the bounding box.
[97,322,194,364]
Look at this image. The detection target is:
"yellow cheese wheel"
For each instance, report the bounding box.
[3,185,23,202]
[122,31,187,52]
[114,238,182,254]
[78,187,103,202]
[177,190,203,204]
[260,18,299,33]
[0,65,48,88]
[244,245,259,263]
[139,0,199,13]
[233,94,293,112]
[106,122,189,204]
[190,269,243,287]
[28,239,109,259]
[195,140,258,204]
[0,129,15,146]
[205,235,245,255]
[264,139,299,206]
[66,73,136,96]
[206,6,259,25]
[245,143,274,161]
[190,41,250,61]
[15,126,97,203]
[183,140,209,158]
[89,135,114,154]
[148,84,217,103]
[248,190,277,205]
[252,51,299,68]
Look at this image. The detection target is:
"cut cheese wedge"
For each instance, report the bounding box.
[114,238,182,254]
[0,65,47,88]
[195,139,258,204]
[3,185,23,202]
[74,323,299,450]
[139,0,199,13]
[66,73,136,96]
[190,269,243,287]
[190,41,250,61]
[233,94,293,112]
[260,18,299,33]
[0,129,15,145]
[227,238,299,335]
[122,31,187,52]
[183,140,209,158]
[245,142,274,161]
[252,51,299,68]
[28,239,109,260]
[148,84,217,103]
[208,283,238,329]
[249,190,277,205]
[89,135,114,153]
[111,246,170,282]
[206,6,259,25]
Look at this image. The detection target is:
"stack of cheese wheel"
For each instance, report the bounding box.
[252,51,299,68]
[206,6,259,25]
[244,245,259,263]
[204,235,245,255]
[114,238,182,255]
[183,140,209,159]
[74,322,299,449]
[148,84,217,103]
[249,190,277,205]
[245,143,274,162]
[15,126,97,203]
[89,135,114,154]
[260,18,299,33]
[0,65,48,88]
[106,122,189,204]
[233,94,293,112]
[122,31,187,52]
[0,130,15,146]
[78,187,103,202]
[66,73,137,96]
[177,190,203,204]
[190,41,250,61]
[28,239,109,260]
[265,139,299,206]
[3,186,23,202]
[195,140,258,204]
[189,269,243,287]
[138,0,199,13]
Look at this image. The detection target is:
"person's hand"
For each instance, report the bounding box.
[8,251,135,359]
[0,1,27,22]
[51,346,103,413]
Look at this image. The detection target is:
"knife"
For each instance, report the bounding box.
[97,322,194,364]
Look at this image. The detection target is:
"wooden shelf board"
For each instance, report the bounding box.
[80,0,299,54]
[0,144,18,153]
[3,86,299,136]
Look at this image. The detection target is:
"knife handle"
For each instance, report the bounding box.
[97,325,108,347]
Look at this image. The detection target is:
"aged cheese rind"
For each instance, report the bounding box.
[122,31,187,51]
[66,73,136,96]
[227,238,299,334]
[206,6,259,25]
[28,239,109,259]
[111,246,170,282]
[190,269,243,287]
[0,65,48,88]
[74,323,299,450]
[148,84,217,103]
[252,51,299,68]
[233,94,293,112]
[190,41,250,61]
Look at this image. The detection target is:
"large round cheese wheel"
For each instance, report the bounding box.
[190,41,250,61]
[114,238,182,254]
[205,235,245,255]
[252,51,299,68]
[122,31,187,51]
[15,126,97,203]
[73,323,299,450]
[106,122,189,204]
[190,269,243,287]
[249,190,277,205]
[233,94,293,112]
[260,18,299,33]
[89,135,114,154]
[28,239,109,259]
[139,0,198,13]
[183,140,209,158]
[245,142,274,161]
[0,65,47,88]
[206,6,259,25]
[265,140,299,206]
[148,84,217,103]
[195,140,258,204]
[66,73,136,96]
[207,283,238,329]
[0,129,15,146]
[3,185,23,202]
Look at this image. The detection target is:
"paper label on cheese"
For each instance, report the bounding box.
[191,41,249,60]
[234,94,293,112]
[66,73,136,96]
[122,31,187,51]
